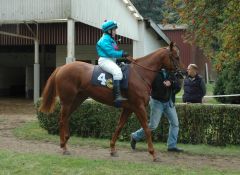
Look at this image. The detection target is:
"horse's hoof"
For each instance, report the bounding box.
[63,150,71,155]
[131,149,136,153]
[110,151,119,157]
[153,157,161,162]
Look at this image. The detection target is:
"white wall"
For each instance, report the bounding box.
[133,21,167,58]
[133,21,144,58]
[0,0,70,21]
[72,0,139,40]
[1,0,140,40]
[57,45,98,66]
[144,28,164,55]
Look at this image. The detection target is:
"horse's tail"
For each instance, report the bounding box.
[39,67,60,114]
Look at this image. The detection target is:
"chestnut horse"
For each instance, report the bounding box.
[39,42,182,161]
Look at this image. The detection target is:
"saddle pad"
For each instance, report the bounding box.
[91,64,129,89]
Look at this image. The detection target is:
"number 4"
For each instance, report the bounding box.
[97,73,106,85]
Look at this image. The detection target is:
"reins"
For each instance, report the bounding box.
[125,47,178,73]
[126,56,157,93]
[131,64,152,94]
[126,56,160,73]
[125,48,181,92]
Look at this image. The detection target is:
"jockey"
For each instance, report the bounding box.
[96,20,128,103]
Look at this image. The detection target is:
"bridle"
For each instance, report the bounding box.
[169,53,180,72]
[125,48,181,92]
[126,48,180,73]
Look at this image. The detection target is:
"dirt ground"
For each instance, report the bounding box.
[0,98,240,171]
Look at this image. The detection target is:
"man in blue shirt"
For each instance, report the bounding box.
[130,69,183,152]
[96,20,128,103]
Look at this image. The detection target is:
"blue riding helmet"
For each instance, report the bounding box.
[102,20,118,33]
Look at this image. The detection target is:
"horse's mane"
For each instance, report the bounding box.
[135,47,167,62]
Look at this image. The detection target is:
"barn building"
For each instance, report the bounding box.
[0,0,170,103]
[159,24,216,82]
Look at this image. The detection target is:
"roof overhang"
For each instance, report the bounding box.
[0,19,68,25]
[121,0,143,21]
[158,24,188,30]
[145,19,170,44]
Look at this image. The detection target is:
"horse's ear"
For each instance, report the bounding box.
[170,41,174,51]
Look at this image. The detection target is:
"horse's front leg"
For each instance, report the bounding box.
[110,108,132,157]
[134,105,159,162]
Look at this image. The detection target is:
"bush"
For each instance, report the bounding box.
[177,103,240,145]
[36,100,142,140]
[214,61,240,104]
[36,99,240,146]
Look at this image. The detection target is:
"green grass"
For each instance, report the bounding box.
[0,118,5,123]
[1,149,235,175]
[0,121,238,174]
[13,121,240,157]
[176,83,219,104]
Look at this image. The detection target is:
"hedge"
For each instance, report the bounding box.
[36,99,240,146]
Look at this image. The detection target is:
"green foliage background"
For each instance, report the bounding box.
[214,61,240,103]
[164,0,240,103]
[131,0,179,23]
[166,0,240,68]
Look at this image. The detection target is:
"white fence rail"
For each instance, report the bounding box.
[176,94,240,99]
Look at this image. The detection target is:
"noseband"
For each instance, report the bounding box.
[168,50,187,79]
[169,53,179,72]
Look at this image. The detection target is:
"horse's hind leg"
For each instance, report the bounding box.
[60,94,88,155]
[59,104,71,154]
[110,108,132,157]
[64,94,88,145]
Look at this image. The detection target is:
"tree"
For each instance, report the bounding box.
[131,0,166,23]
[214,61,240,104]
[166,0,240,70]
[166,0,240,103]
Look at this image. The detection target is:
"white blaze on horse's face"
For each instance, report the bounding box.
[173,46,181,70]
[176,47,180,57]
[166,45,180,71]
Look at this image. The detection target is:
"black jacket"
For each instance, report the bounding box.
[151,70,181,103]
[183,74,206,103]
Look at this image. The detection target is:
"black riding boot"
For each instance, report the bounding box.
[113,80,127,103]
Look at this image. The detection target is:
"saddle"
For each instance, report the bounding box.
[91,63,130,89]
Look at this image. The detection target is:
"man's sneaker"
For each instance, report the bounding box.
[130,134,136,150]
[167,147,184,153]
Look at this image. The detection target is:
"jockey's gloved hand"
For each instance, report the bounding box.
[122,51,129,58]
[116,57,131,64]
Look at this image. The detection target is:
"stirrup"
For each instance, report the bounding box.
[114,96,127,102]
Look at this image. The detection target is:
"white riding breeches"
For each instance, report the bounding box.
[98,57,123,80]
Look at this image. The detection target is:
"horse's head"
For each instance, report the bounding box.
[164,42,180,71]
[163,42,183,72]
